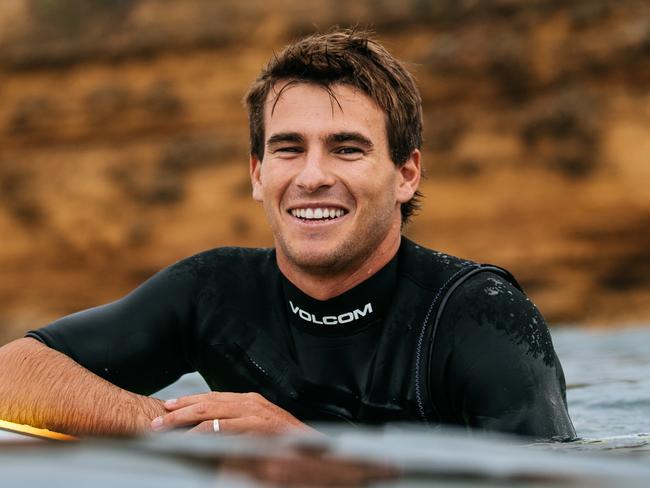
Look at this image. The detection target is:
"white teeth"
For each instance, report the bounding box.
[291,207,346,220]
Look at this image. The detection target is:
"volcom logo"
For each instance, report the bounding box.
[289,301,373,325]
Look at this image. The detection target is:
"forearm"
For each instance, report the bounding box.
[0,338,166,436]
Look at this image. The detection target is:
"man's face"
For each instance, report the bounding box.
[250,82,419,275]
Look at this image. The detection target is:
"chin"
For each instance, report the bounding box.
[281,240,353,272]
[291,249,344,270]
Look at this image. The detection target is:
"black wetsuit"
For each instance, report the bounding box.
[28,238,576,440]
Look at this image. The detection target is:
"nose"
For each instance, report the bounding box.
[294,149,335,193]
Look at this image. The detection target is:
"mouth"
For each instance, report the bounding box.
[288,206,349,222]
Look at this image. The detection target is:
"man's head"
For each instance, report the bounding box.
[245,29,422,286]
[245,28,423,222]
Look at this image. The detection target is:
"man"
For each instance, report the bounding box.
[0,29,575,440]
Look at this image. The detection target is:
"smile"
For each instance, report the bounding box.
[289,207,348,221]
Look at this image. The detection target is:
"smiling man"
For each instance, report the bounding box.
[0,29,575,440]
[252,81,417,298]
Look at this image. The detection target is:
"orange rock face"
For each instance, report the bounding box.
[1,0,649,342]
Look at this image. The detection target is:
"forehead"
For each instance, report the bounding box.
[263,81,387,139]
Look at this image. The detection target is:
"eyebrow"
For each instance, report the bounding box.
[265,131,375,149]
[266,132,304,147]
[326,132,374,148]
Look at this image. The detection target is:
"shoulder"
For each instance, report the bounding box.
[443,270,556,368]
[163,246,277,283]
[399,237,478,291]
[138,246,280,315]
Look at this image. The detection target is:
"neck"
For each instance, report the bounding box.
[277,232,402,301]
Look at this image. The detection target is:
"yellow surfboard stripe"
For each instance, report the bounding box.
[0,419,77,441]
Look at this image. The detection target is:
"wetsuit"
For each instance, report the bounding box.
[27,238,576,440]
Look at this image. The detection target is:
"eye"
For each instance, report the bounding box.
[272,146,303,157]
[334,146,364,157]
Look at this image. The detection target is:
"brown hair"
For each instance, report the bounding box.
[245,28,423,223]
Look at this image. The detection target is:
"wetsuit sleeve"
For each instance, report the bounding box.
[26,259,197,396]
[430,272,576,441]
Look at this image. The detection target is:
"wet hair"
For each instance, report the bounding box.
[245,27,423,223]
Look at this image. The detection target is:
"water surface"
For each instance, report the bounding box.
[553,324,650,440]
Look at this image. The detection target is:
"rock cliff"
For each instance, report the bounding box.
[1,0,649,342]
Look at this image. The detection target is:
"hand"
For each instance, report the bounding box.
[150,391,315,436]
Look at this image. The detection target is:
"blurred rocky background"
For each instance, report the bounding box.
[1,0,649,343]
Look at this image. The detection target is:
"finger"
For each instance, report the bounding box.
[163,392,220,410]
[164,391,267,411]
[185,417,260,435]
[186,420,215,434]
[154,401,252,431]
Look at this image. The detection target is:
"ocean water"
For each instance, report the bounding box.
[554,325,650,441]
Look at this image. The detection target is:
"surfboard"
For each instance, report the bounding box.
[0,419,76,443]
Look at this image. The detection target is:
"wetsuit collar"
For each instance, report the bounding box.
[281,252,399,336]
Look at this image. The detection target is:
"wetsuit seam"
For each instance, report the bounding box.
[414,267,470,424]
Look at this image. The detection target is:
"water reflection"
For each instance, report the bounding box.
[4,428,650,488]
[217,447,399,486]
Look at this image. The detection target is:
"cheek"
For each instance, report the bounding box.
[260,166,292,204]
[352,170,398,201]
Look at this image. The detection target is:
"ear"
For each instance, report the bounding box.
[396,149,421,204]
[250,154,264,202]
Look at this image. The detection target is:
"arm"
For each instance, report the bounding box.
[0,256,201,435]
[0,338,166,436]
